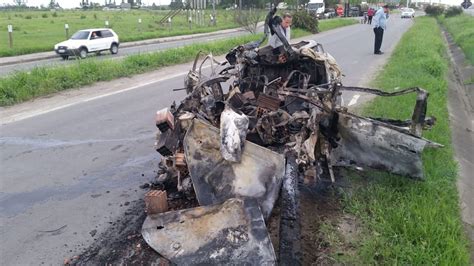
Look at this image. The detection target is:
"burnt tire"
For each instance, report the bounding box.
[110,43,119,54]
[79,48,88,59]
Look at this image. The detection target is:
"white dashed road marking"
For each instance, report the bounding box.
[348,94,360,107]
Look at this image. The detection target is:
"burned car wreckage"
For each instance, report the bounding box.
[141,8,442,265]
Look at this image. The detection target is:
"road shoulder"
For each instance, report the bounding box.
[443,27,474,261]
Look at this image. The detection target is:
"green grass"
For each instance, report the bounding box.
[341,16,470,264]
[0,34,260,106]
[291,18,358,39]
[0,9,244,57]
[440,14,474,65]
[318,18,358,32]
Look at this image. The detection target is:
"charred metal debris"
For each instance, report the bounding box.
[141,21,442,265]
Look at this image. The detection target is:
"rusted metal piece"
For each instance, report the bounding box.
[155,108,175,132]
[183,119,285,219]
[410,89,428,137]
[141,198,277,265]
[174,153,186,168]
[228,92,246,109]
[145,190,168,215]
[242,91,256,101]
[257,94,282,111]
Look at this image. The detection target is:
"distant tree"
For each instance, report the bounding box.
[235,8,263,33]
[12,0,27,6]
[170,0,184,9]
[425,4,444,16]
[48,0,56,8]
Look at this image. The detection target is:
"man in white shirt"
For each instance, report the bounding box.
[268,13,292,49]
[373,4,389,55]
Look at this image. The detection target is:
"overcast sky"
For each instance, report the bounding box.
[0,0,462,8]
[0,0,172,8]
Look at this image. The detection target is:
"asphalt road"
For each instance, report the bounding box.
[0,17,414,264]
[0,29,252,77]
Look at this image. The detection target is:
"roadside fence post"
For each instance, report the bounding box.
[138,18,142,32]
[168,17,172,31]
[64,23,69,39]
[198,10,201,26]
[202,10,205,26]
[7,24,13,48]
[105,20,109,28]
[188,16,192,30]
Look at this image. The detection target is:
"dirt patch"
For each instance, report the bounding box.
[299,172,361,265]
[71,189,198,265]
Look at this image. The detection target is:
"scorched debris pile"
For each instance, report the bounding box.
[141,14,442,265]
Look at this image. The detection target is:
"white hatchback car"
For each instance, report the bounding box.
[401,8,415,18]
[54,28,119,59]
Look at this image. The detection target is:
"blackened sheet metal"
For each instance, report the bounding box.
[183,119,285,219]
[331,113,442,179]
[141,198,277,265]
[279,154,302,265]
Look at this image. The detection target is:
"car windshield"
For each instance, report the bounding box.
[70,31,90,40]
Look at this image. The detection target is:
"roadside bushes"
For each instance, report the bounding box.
[425,5,444,16]
[445,6,463,17]
[292,11,319,33]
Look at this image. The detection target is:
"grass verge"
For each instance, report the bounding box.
[439,14,474,65]
[0,19,356,106]
[318,18,358,32]
[340,16,470,264]
[292,18,357,39]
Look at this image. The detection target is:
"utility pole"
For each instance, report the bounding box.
[212,0,216,26]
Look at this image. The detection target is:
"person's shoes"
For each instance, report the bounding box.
[374,51,384,55]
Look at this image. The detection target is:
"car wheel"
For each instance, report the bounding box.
[110,43,119,54]
[61,55,69,60]
[79,48,88,59]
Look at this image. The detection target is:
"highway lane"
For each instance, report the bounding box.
[0,16,414,264]
[0,28,253,77]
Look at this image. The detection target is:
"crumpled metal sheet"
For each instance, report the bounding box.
[331,113,442,179]
[141,198,276,265]
[183,119,285,219]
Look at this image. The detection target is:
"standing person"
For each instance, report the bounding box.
[367,8,374,24]
[268,13,292,63]
[268,13,292,49]
[373,5,389,55]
